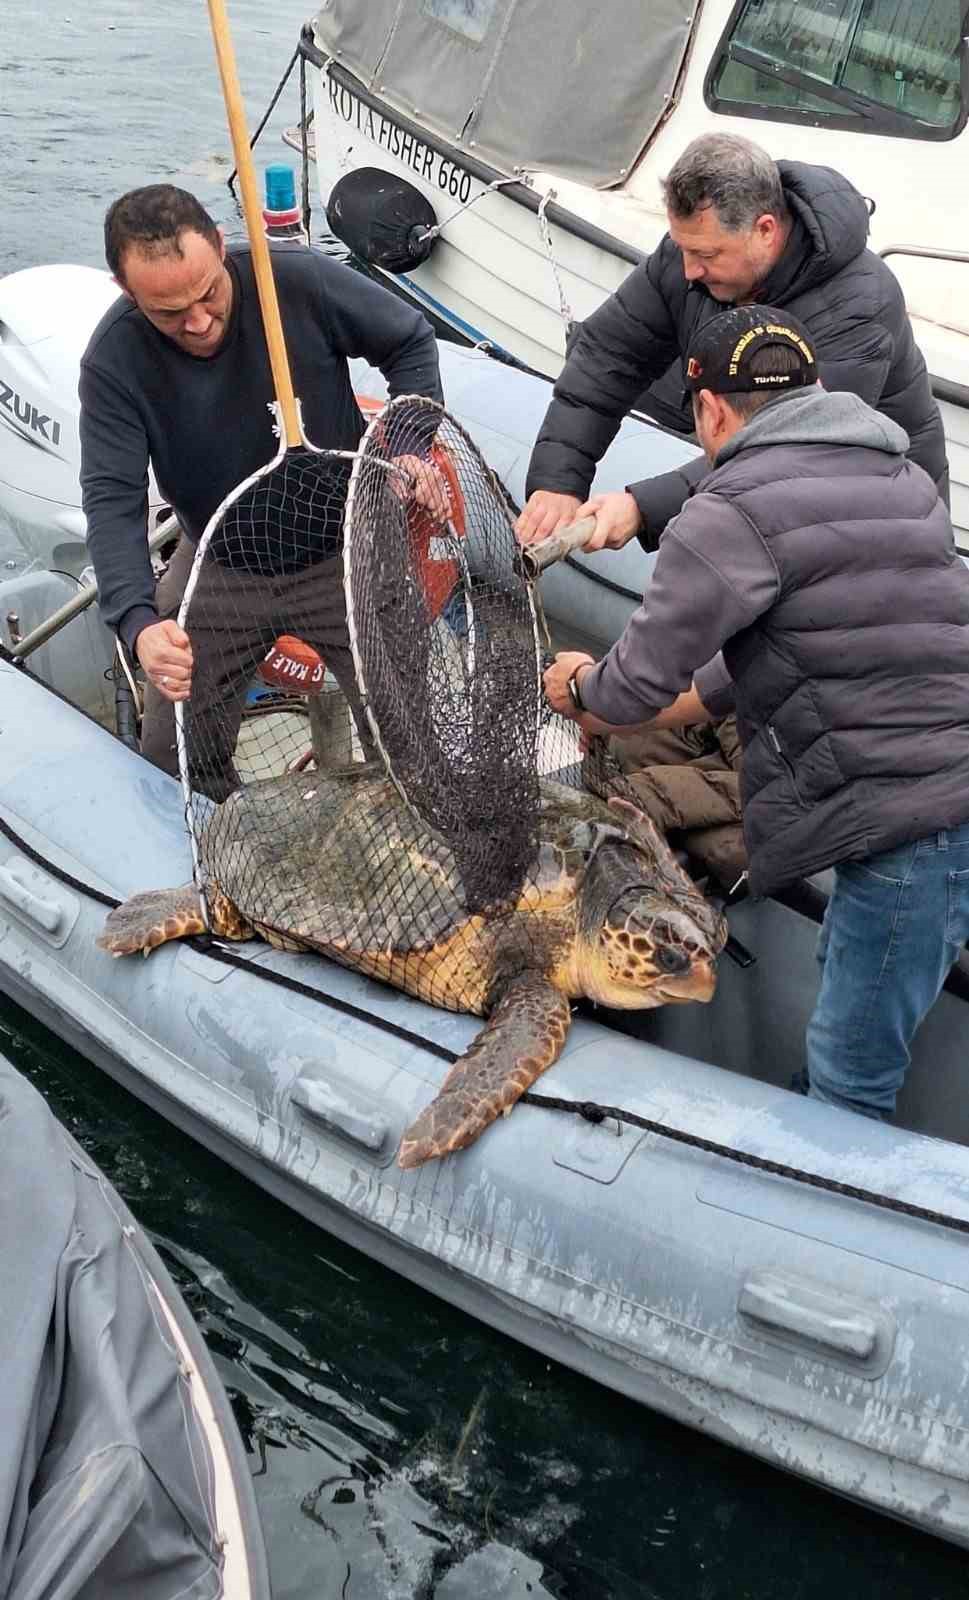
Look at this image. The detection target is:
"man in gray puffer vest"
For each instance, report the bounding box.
[517,132,947,554]
[545,307,969,1123]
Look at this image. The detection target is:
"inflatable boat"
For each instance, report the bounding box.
[4,264,969,1550]
[0,1048,270,1599]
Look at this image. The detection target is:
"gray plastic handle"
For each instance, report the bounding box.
[291,1072,389,1152]
[0,865,62,933]
[519,516,598,578]
[738,1272,878,1360]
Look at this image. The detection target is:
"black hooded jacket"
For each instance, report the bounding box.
[525,162,947,548]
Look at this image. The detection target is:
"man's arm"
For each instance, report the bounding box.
[315,255,443,403]
[572,494,780,727]
[692,651,736,720]
[546,659,729,737]
[581,683,713,737]
[522,247,682,513]
[566,448,710,556]
[812,308,893,407]
[79,359,157,655]
[625,452,709,552]
[79,358,194,700]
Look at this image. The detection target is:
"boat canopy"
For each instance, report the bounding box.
[312,0,695,188]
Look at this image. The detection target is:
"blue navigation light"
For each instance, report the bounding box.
[264,164,297,212]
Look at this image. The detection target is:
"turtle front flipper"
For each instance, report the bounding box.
[97,885,253,957]
[397,974,572,1169]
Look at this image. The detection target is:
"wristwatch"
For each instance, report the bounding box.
[566,666,586,713]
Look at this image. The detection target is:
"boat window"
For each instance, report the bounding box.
[422,0,498,45]
[706,0,965,139]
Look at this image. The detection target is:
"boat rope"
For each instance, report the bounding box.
[226,45,300,194]
[3,800,969,1236]
[519,1089,969,1236]
[562,552,644,605]
[536,189,575,337]
[411,176,579,340]
[0,809,122,913]
[298,52,312,240]
[413,175,520,248]
[0,806,458,1061]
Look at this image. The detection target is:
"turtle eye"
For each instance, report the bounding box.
[654,945,691,975]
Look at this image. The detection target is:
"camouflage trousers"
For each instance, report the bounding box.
[610,717,745,891]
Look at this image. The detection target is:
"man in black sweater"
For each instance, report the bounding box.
[80,185,443,790]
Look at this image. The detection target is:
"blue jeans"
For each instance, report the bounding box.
[805,824,969,1119]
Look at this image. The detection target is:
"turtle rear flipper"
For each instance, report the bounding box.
[397,973,571,1169]
[98,885,253,957]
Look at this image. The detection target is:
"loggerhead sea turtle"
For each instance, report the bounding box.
[98,763,726,1168]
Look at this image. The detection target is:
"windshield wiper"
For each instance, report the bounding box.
[726,42,945,136]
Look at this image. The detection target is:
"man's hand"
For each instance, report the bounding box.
[515,490,582,545]
[572,491,642,551]
[543,650,596,719]
[393,454,452,521]
[136,619,193,702]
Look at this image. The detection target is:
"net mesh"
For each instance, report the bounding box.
[345,397,558,910]
[175,399,721,1024]
[176,446,364,807]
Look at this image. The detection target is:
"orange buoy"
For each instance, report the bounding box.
[259,634,326,693]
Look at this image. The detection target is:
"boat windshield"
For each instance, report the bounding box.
[707,0,966,139]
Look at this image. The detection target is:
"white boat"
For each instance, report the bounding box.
[5,261,969,1550]
[290,0,969,544]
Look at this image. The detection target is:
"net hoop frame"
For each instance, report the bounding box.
[173,399,358,917]
[342,393,545,830]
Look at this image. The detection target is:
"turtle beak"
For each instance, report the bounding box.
[657,955,717,1004]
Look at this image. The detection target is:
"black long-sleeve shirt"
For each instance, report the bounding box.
[79,244,443,653]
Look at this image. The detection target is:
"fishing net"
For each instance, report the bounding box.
[344,396,560,910]
[175,442,365,795]
[173,398,649,1014]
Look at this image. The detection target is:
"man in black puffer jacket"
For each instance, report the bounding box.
[544,307,969,1125]
[517,132,946,554]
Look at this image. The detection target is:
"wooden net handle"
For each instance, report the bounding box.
[205,0,301,447]
[519,517,598,578]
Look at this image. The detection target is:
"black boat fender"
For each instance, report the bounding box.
[326,166,438,272]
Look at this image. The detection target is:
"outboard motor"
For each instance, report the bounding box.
[0,264,165,575]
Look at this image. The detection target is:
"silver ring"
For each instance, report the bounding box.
[161,675,170,686]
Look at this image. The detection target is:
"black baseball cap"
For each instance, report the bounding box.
[683,305,818,400]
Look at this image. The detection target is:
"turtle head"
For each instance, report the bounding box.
[576,797,727,1010]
